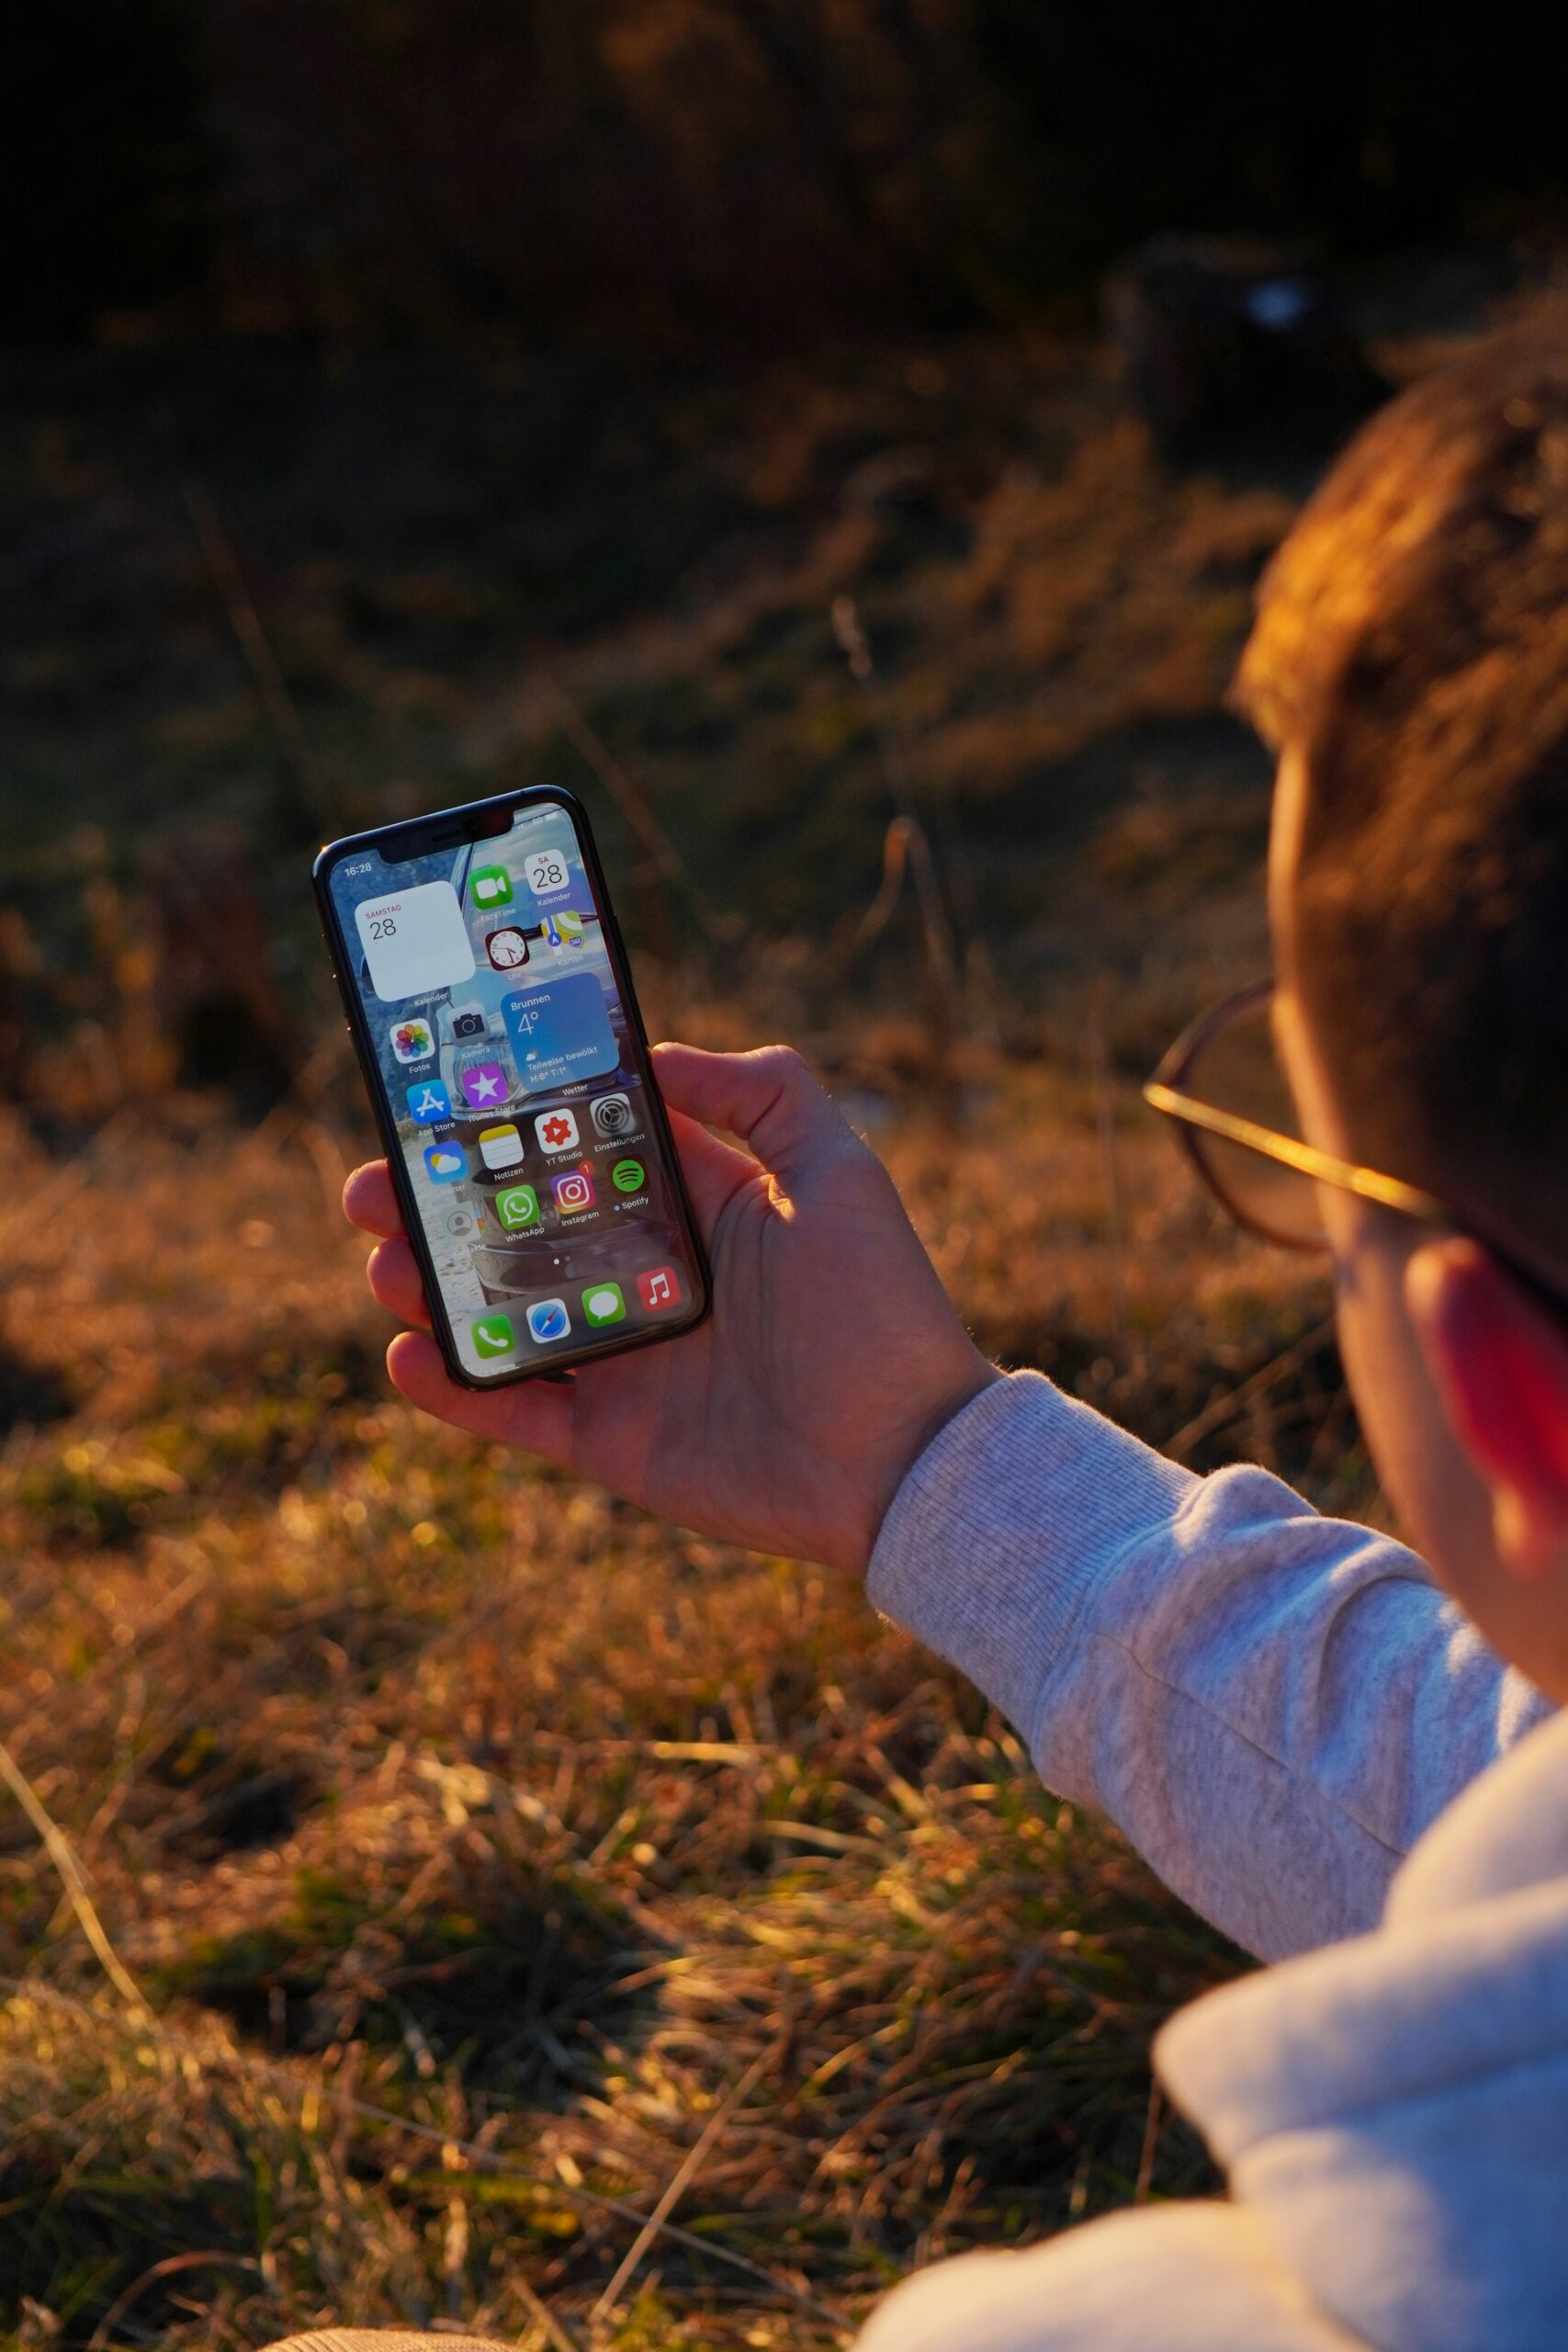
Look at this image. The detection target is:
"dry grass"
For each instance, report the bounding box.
[0,1020,1371,2352]
[0,310,1436,2349]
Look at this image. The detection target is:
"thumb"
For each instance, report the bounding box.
[651,1042,854,1184]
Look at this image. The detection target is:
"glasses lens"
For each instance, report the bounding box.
[1183,992,1328,1248]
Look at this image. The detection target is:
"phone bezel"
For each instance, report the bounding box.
[314,784,712,1390]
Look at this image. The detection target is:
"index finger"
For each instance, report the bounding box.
[343,1159,405,1240]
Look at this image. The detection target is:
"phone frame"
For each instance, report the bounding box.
[314,784,712,1390]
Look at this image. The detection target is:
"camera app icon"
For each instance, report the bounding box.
[450,1002,488,1041]
[591,1091,636,1141]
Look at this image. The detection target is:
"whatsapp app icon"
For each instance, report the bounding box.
[495,1183,540,1230]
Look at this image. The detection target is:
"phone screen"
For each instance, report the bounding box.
[321,796,707,1383]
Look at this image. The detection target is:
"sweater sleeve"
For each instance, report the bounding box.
[866,1372,1550,1960]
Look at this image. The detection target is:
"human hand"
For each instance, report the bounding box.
[343,1043,998,1577]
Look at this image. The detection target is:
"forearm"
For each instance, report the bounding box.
[868,1373,1550,1960]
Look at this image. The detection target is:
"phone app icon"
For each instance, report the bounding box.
[473,1313,514,1359]
[390,1016,436,1063]
[525,847,570,899]
[591,1091,637,1140]
[612,1157,646,1193]
[423,1140,468,1184]
[471,865,513,910]
[526,1297,571,1344]
[450,1002,488,1041]
[582,1281,625,1326]
[494,1183,540,1230]
[552,1166,595,1215]
[478,1122,525,1170]
[486,926,530,973]
[637,1264,683,1313]
[458,1059,508,1110]
[535,1106,581,1154]
[406,1079,451,1124]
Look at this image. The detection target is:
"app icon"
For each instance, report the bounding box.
[637,1264,683,1313]
[356,880,475,1002]
[591,1091,636,1140]
[525,847,570,899]
[390,1016,436,1063]
[470,865,513,910]
[526,1297,571,1344]
[446,1207,477,1238]
[534,1106,581,1154]
[473,1313,514,1359]
[503,971,618,1093]
[494,1183,540,1230]
[541,909,586,953]
[406,1079,451,1124]
[478,1121,525,1170]
[457,1059,508,1110]
[451,1002,488,1041]
[552,1165,595,1215]
[582,1281,626,1326]
[485,926,530,973]
[423,1140,468,1184]
[612,1157,646,1193]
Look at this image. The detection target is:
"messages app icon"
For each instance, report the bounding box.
[582,1281,625,1326]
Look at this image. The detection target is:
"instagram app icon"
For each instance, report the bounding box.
[551,1166,596,1215]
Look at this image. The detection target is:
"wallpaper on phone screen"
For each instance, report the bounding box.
[330,803,699,1378]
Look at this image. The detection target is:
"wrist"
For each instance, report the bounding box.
[853,1352,1003,1578]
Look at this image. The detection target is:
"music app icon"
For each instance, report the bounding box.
[637,1264,683,1314]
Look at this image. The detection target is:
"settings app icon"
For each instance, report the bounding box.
[591,1091,637,1141]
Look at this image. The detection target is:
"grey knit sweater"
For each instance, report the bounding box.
[859,1372,1563,2351]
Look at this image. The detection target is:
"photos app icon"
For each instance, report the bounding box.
[390,1016,435,1063]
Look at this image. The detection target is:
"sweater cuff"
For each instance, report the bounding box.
[866,1369,1196,1744]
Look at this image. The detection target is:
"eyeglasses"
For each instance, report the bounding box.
[1143,979,1568,1321]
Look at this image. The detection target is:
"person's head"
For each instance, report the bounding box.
[1237,310,1568,1697]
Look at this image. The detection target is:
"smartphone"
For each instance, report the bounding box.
[314,786,711,1386]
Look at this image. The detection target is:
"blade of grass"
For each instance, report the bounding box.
[0,1737,151,2023]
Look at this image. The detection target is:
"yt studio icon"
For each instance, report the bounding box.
[534,1106,581,1154]
[591,1091,636,1141]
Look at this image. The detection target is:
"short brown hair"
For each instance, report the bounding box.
[1236,308,1568,1278]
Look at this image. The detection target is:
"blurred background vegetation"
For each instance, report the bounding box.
[1,7,1562,2348]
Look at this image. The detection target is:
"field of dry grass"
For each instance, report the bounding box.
[0,311,1427,2350]
[0,1012,1374,2352]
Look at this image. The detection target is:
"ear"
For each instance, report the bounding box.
[1406,1238,1568,1580]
